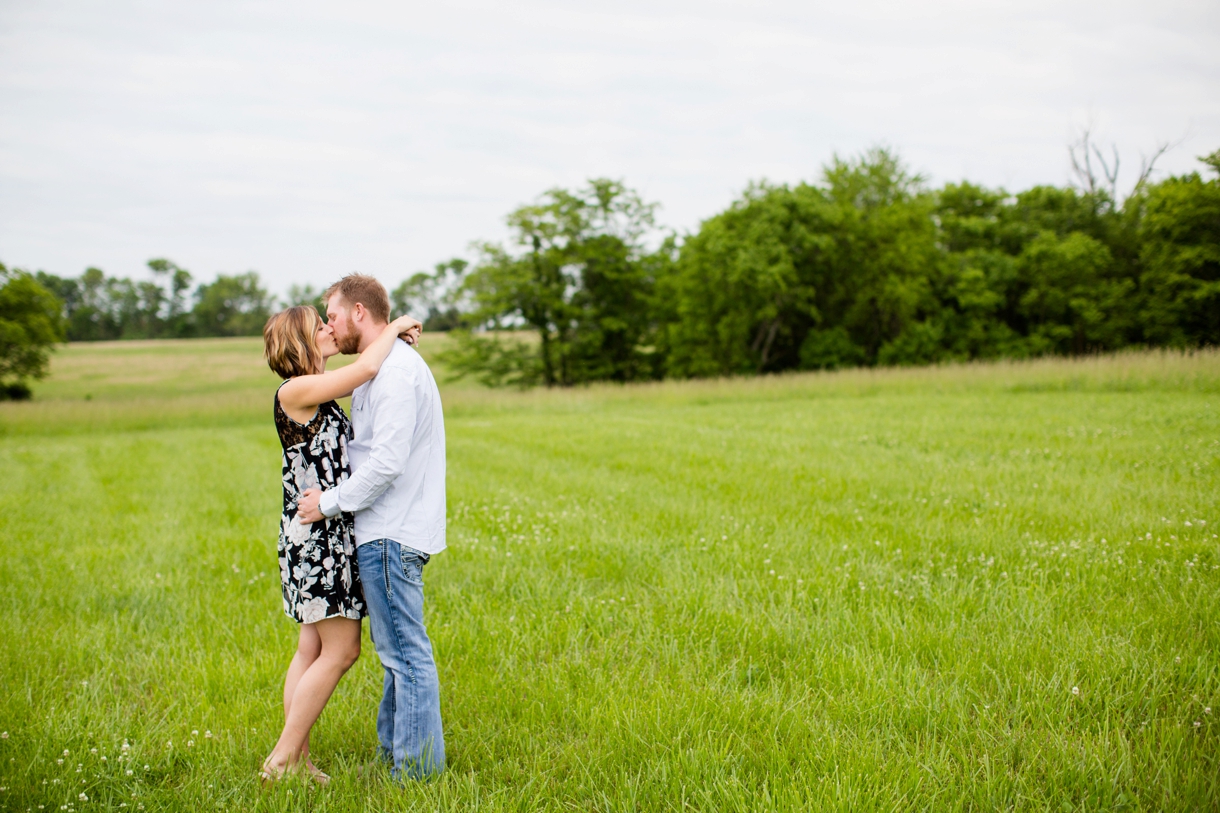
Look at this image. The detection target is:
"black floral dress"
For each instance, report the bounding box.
[274,385,365,623]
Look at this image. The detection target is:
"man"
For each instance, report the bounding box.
[296,273,446,780]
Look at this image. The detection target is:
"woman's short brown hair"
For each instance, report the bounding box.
[263,306,324,379]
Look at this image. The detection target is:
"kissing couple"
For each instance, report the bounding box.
[259,274,446,783]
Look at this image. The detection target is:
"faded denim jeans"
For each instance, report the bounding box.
[356,539,445,780]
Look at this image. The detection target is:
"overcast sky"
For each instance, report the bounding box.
[2,0,1218,296]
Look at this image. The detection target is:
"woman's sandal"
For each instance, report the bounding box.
[259,761,294,787]
[306,765,331,787]
[261,762,329,787]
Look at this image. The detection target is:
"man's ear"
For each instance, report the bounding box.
[351,302,366,323]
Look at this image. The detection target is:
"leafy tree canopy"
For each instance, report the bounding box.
[444,179,674,387]
[0,264,65,398]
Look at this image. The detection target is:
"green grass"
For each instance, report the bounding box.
[2,339,1218,811]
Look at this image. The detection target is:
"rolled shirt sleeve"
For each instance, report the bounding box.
[319,365,417,517]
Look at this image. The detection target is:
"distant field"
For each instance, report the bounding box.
[1,340,1218,811]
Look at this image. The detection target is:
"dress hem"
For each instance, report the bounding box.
[281,608,365,624]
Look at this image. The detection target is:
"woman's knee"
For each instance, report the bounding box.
[326,639,360,670]
[297,627,322,660]
[318,622,361,669]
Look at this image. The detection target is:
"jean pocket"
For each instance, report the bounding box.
[399,549,426,585]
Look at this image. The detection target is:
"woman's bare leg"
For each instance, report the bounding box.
[281,624,322,772]
[264,616,361,775]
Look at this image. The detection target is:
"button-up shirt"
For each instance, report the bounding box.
[318,340,446,554]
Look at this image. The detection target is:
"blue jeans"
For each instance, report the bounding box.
[356,539,445,780]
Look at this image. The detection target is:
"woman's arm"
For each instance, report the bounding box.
[279,315,421,412]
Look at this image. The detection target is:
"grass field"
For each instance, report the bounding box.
[2,338,1218,811]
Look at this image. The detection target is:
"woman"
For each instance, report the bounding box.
[260,305,422,783]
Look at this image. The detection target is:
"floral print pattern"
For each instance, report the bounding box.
[274,386,365,623]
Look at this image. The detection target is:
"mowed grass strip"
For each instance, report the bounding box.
[1,342,1217,811]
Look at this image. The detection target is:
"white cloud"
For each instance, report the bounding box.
[1,0,1217,295]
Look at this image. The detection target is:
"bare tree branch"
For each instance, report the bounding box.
[1069,128,1100,196]
[1089,142,1120,200]
[1069,128,1181,203]
[1133,142,1172,194]
[1069,127,1114,201]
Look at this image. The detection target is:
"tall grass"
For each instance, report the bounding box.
[1,342,1217,811]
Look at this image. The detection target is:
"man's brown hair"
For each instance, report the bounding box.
[324,274,390,324]
[263,306,324,379]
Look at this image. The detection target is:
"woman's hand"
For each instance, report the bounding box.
[393,315,423,346]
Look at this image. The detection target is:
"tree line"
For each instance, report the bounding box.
[2,140,1217,397]
[31,262,278,341]
[0,260,300,398]
[432,142,1219,386]
[0,256,451,397]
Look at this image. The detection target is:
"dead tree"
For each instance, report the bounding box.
[1069,128,1172,204]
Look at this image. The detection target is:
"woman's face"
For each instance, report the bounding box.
[315,320,338,361]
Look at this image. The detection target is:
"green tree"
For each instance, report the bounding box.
[450,179,669,387]
[148,258,194,335]
[38,261,196,341]
[666,148,942,375]
[665,181,828,376]
[926,249,1024,361]
[286,283,326,320]
[1016,231,1129,354]
[932,179,1142,360]
[825,151,942,365]
[1135,152,1220,347]
[929,184,1025,360]
[391,259,467,330]
[0,264,66,399]
[44,267,123,341]
[192,272,274,337]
